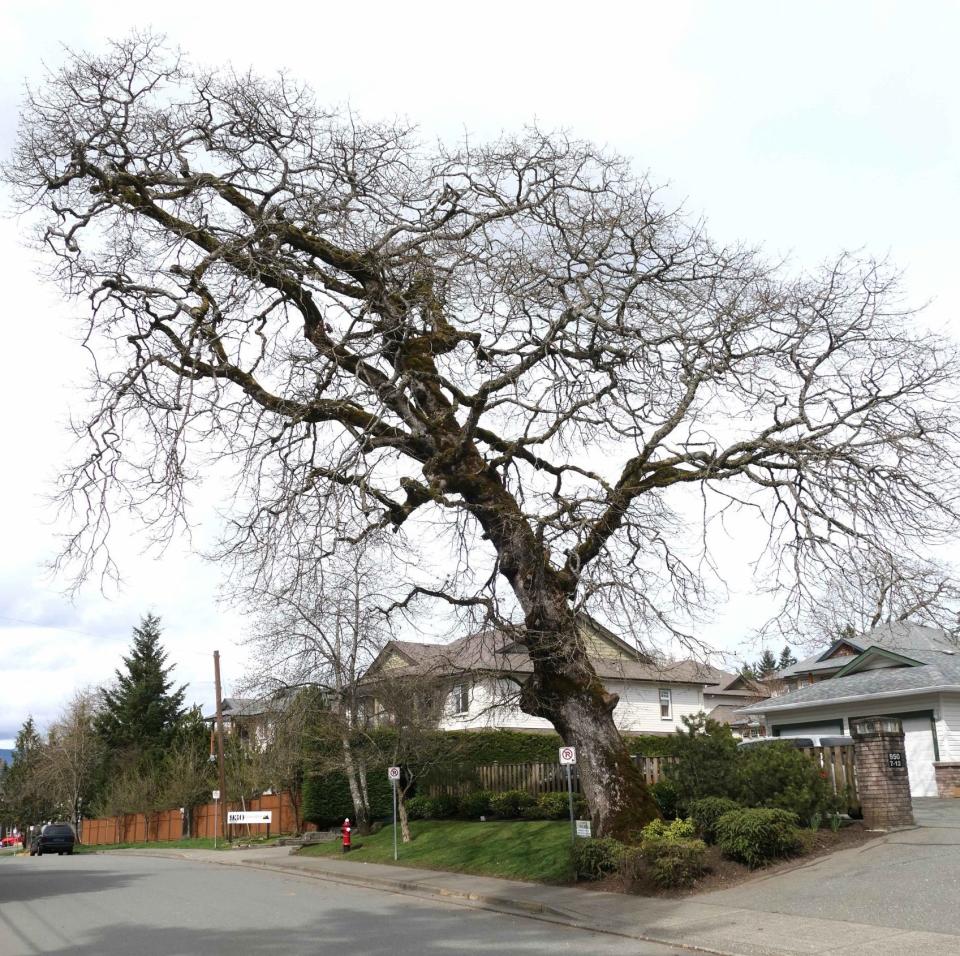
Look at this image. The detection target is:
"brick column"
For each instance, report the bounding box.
[933,762,960,798]
[851,717,914,829]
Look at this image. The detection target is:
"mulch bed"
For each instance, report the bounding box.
[582,822,877,898]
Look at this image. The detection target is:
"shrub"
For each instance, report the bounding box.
[404,796,437,820]
[489,789,536,818]
[432,793,460,819]
[458,790,492,819]
[618,845,646,889]
[536,792,571,820]
[665,714,740,803]
[715,808,804,868]
[688,797,741,844]
[628,816,707,888]
[736,743,836,821]
[650,779,682,820]
[642,836,708,887]
[640,816,696,841]
[573,837,624,880]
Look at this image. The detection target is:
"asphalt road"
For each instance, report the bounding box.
[0,852,692,956]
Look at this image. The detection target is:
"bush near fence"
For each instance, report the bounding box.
[425,746,859,812]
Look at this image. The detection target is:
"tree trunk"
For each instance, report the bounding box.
[357,759,371,821]
[518,624,660,839]
[441,440,660,838]
[397,789,412,844]
[341,735,370,833]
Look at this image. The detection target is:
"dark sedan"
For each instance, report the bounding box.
[30,823,76,856]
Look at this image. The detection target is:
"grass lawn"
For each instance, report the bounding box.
[298,819,574,883]
[74,836,266,853]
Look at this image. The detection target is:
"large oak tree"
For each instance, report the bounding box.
[8,36,960,835]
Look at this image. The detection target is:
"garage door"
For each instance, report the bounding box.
[774,723,844,741]
[902,716,938,797]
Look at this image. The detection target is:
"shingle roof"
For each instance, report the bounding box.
[370,626,722,685]
[742,654,960,713]
[708,703,757,726]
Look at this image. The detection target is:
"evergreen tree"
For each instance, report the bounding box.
[1,717,55,827]
[95,614,186,762]
[755,649,778,678]
[777,645,798,670]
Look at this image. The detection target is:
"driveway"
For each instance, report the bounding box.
[697,798,960,937]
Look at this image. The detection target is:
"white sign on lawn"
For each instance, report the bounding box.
[558,746,577,765]
[227,811,272,825]
[575,820,592,838]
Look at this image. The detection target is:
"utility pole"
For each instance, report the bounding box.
[213,650,227,844]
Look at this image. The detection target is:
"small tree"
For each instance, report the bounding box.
[665,714,740,807]
[36,690,104,831]
[159,708,214,837]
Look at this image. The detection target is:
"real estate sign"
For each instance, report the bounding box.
[227,811,272,825]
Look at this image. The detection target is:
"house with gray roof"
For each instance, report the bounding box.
[360,617,727,736]
[741,622,960,796]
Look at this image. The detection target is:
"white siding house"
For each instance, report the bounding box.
[741,623,960,798]
[361,618,719,736]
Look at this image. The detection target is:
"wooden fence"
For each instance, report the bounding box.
[427,745,860,810]
[79,789,308,846]
[427,755,677,797]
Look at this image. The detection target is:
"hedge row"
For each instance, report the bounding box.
[302,729,678,826]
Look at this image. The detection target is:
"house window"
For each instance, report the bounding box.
[451,683,470,715]
[659,688,672,720]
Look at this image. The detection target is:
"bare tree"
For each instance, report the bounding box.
[8,35,960,835]
[238,546,397,831]
[782,550,960,647]
[37,690,104,831]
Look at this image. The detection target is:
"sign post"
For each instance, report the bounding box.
[388,766,401,860]
[559,746,577,844]
[212,790,220,849]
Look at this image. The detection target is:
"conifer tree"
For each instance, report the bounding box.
[777,645,798,670]
[755,649,779,678]
[95,614,186,762]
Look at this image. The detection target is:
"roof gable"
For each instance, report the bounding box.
[820,640,864,661]
[833,645,926,678]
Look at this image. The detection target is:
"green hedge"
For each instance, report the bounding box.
[302,728,678,827]
[302,769,395,828]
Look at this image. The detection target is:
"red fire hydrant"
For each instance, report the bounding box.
[341,817,352,853]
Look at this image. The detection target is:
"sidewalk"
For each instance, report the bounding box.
[106,844,960,956]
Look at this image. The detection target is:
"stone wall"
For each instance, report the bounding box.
[852,723,914,829]
[933,762,960,798]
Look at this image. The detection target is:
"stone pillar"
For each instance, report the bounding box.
[933,762,960,798]
[851,716,914,829]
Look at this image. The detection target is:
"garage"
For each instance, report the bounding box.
[773,721,845,742]
[901,715,938,798]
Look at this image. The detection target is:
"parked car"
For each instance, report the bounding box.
[1,835,22,848]
[30,824,76,856]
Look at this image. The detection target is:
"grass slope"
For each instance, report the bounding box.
[299,819,573,883]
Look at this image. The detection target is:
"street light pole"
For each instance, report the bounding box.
[213,650,227,844]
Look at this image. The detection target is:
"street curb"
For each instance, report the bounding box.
[95,848,731,955]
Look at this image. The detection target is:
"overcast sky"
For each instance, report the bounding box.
[2,1,959,747]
